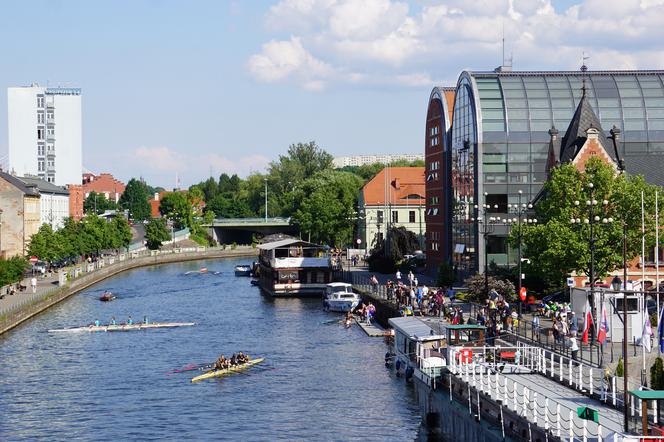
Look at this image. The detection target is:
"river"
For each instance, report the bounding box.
[0,258,424,441]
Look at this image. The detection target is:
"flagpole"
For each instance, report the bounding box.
[641,191,647,384]
[656,190,660,355]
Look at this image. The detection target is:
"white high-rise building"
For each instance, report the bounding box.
[8,85,82,186]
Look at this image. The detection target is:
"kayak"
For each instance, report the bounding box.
[48,322,195,333]
[191,358,265,383]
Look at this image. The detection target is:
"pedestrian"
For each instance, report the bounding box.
[569,311,578,337]
[532,315,540,336]
[570,335,579,361]
[408,271,414,287]
[396,270,401,282]
[370,275,379,294]
[30,277,37,293]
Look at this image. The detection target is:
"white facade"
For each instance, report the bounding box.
[358,204,426,251]
[8,85,82,186]
[333,154,423,168]
[39,193,70,230]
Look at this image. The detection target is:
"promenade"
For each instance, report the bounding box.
[0,246,257,336]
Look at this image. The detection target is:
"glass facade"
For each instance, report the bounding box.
[449,71,664,278]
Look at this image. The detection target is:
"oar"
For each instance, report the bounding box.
[167,362,213,375]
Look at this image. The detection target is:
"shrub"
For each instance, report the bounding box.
[463,272,516,303]
[650,357,664,390]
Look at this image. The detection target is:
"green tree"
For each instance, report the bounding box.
[83,191,118,215]
[109,216,132,250]
[80,215,110,255]
[367,226,420,273]
[118,178,151,221]
[159,192,193,229]
[291,170,363,246]
[145,218,171,250]
[650,357,664,390]
[57,217,83,258]
[28,224,62,262]
[0,257,28,287]
[517,158,664,289]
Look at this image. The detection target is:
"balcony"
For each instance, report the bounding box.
[46,118,55,125]
[46,151,56,160]
[46,134,55,142]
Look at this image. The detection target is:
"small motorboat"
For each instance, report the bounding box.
[99,291,116,302]
[323,283,359,312]
[234,265,252,276]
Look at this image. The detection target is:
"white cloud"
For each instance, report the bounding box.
[249,0,664,90]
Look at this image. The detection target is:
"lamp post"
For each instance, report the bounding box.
[569,182,613,342]
[472,192,498,296]
[507,190,537,316]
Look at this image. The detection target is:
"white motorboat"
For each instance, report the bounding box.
[234,265,252,276]
[323,282,360,312]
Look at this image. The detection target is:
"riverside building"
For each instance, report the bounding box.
[425,69,664,279]
[7,85,82,186]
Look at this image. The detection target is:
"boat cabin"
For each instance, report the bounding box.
[388,317,447,383]
[325,282,354,298]
[445,324,485,347]
[257,239,333,296]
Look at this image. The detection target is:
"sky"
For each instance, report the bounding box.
[1,0,663,188]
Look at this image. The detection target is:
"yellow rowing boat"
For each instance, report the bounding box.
[190,358,265,383]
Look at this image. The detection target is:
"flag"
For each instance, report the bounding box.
[642,314,653,353]
[658,305,664,353]
[597,304,609,344]
[582,299,593,344]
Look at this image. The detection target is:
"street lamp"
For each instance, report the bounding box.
[507,189,537,316]
[472,192,498,296]
[569,182,614,342]
[264,178,268,222]
[612,275,630,433]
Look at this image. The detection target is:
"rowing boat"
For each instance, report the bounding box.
[48,322,195,333]
[191,357,265,383]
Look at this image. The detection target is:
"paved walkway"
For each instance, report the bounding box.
[502,372,624,439]
[0,273,60,316]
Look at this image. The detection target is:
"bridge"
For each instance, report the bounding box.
[203,217,298,245]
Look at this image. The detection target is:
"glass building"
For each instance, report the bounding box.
[442,70,664,280]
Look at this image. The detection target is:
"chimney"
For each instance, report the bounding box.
[392,178,400,190]
[548,126,559,141]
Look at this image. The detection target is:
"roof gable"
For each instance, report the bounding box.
[559,92,615,164]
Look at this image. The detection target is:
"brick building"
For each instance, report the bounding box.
[68,173,126,220]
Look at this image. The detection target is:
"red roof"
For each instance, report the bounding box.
[362,167,425,206]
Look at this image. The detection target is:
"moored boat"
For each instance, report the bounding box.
[234,265,252,276]
[323,282,359,312]
[48,322,195,333]
[191,357,265,383]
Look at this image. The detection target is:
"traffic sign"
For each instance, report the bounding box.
[519,287,527,301]
[577,406,599,422]
[356,238,362,245]
[29,256,39,264]
[567,277,575,287]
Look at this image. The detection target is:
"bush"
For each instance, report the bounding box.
[231,242,237,250]
[437,262,456,288]
[616,357,624,377]
[463,272,516,303]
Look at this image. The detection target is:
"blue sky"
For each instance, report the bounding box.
[0,0,662,188]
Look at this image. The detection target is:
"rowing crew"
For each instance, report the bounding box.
[91,315,150,327]
[213,352,250,370]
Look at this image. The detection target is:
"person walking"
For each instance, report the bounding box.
[395,270,401,283]
[570,335,579,361]
[407,271,414,287]
[30,277,37,293]
[370,275,379,294]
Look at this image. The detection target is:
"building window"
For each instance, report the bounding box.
[37,95,44,108]
[486,236,507,254]
[377,210,384,224]
[37,112,44,123]
[409,211,416,223]
[429,196,439,206]
[37,128,44,140]
[392,211,399,223]
[38,160,44,171]
[47,111,54,120]
[37,144,45,156]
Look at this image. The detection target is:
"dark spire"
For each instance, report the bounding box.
[559,92,614,164]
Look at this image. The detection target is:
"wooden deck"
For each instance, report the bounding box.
[353,316,389,337]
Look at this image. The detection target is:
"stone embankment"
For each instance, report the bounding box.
[0,246,257,336]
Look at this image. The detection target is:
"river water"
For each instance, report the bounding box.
[0,258,424,441]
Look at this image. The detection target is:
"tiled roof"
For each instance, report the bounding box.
[361,167,425,206]
[17,175,69,195]
[0,171,40,196]
[627,155,664,188]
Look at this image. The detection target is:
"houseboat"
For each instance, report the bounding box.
[257,239,334,297]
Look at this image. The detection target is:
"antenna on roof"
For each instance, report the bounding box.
[495,22,512,72]
[580,52,590,97]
